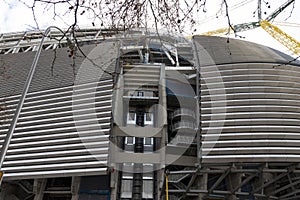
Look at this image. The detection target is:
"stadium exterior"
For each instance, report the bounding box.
[1,28,300,200]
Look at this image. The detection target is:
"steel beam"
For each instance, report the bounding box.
[272,179,300,195]
[209,168,230,193]
[232,173,257,193]
[252,165,296,194]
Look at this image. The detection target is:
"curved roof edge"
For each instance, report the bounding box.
[193,35,300,67]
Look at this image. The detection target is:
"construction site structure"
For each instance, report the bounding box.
[0,27,300,200]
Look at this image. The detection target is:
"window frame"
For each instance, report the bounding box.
[127,111,136,125]
[144,112,154,125]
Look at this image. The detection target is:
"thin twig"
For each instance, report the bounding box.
[222,0,236,37]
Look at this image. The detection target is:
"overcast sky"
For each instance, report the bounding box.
[0,0,299,56]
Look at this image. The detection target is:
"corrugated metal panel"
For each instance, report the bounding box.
[0,79,113,179]
[0,41,118,180]
[201,63,300,163]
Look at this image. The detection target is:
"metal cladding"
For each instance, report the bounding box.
[1,30,300,182]
[194,35,300,163]
[0,42,115,180]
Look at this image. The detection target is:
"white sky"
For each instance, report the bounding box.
[0,0,299,57]
[194,0,300,57]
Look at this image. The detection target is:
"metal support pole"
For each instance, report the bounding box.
[166,174,169,200]
[192,37,201,167]
[0,26,66,174]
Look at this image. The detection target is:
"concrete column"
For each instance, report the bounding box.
[158,64,167,200]
[262,171,274,196]
[33,179,47,200]
[71,176,81,200]
[227,176,240,200]
[227,167,242,200]
[197,171,208,200]
[110,168,118,200]
[109,69,124,200]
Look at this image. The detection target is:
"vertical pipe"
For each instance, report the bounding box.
[166,174,169,200]
[0,26,65,172]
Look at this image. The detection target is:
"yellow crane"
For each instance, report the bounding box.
[201,0,300,56]
[260,20,300,55]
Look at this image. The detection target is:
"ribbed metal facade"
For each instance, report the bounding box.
[1,80,112,179]
[1,30,300,199]
[194,36,300,164]
[201,63,300,163]
[0,43,114,180]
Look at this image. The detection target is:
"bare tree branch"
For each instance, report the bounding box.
[284,0,296,21]
[222,0,236,37]
[9,0,298,74]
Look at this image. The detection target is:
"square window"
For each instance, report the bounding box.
[142,180,153,199]
[127,111,136,125]
[144,112,153,125]
[137,91,144,96]
[120,179,133,198]
[125,137,135,145]
[128,112,135,120]
[144,137,153,146]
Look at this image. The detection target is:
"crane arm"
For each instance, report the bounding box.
[234,21,260,32]
[201,27,233,36]
[260,20,300,55]
[265,0,295,21]
[200,0,294,36]
[201,21,260,36]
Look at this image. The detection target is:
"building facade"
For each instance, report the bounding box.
[0,29,300,200]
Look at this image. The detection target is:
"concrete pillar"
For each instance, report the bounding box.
[33,179,46,200]
[156,169,165,199]
[228,175,241,199]
[110,168,118,200]
[71,176,81,200]
[197,171,208,200]
[262,171,274,196]
[227,167,242,200]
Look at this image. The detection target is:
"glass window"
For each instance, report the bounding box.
[127,111,136,125]
[137,91,144,96]
[125,137,135,145]
[143,164,154,179]
[120,179,133,198]
[144,137,153,146]
[144,112,153,125]
[124,137,135,151]
[142,180,153,199]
